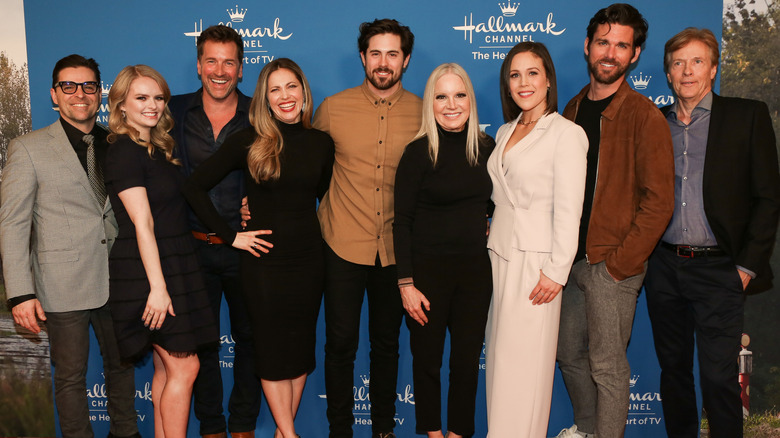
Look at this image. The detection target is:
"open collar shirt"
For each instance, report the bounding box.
[313,80,422,266]
[170,89,251,232]
[662,91,717,247]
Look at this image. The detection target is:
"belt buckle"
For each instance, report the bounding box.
[205,232,218,244]
[677,245,693,258]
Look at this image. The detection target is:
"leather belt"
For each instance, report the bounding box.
[660,241,726,258]
[192,231,225,245]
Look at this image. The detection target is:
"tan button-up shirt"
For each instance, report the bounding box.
[313,80,422,266]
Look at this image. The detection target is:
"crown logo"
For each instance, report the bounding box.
[360,374,370,387]
[101,81,111,98]
[498,2,519,17]
[227,5,247,22]
[630,72,651,90]
[629,374,639,387]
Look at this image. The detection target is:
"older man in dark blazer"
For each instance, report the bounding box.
[0,55,139,438]
[645,28,780,438]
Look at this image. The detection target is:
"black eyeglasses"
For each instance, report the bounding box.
[54,81,99,94]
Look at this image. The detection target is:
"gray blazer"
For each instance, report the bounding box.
[0,121,118,312]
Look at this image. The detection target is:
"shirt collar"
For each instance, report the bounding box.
[188,88,251,116]
[668,91,713,120]
[60,117,95,147]
[360,79,406,108]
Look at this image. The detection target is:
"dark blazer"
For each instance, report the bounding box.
[662,93,780,291]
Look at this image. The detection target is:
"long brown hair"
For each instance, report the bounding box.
[107,65,178,164]
[246,58,313,182]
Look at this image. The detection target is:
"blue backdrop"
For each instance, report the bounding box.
[21,1,721,436]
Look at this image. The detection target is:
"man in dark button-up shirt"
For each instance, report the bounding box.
[645,28,780,438]
[169,25,261,438]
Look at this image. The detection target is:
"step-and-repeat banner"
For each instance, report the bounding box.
[18,1,720,436]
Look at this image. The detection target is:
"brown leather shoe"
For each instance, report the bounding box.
[230,432,255,438]
[202,433,227,438]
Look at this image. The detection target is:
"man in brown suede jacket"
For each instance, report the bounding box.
[553,4,674,438]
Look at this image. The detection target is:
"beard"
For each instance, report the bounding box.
[587,56,630,85]
[365,67,402,91]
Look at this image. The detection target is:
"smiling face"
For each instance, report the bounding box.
[119,76,165,140]
[585,23,640,86]
[666,39,717,107]
[50,67,100,133]
[432,73,470,132]
[508,51,550,120]
[197,40,243,103]
[266,68,304,124]
[360,33,410,98]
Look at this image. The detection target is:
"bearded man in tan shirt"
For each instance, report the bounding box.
[312,18,422,438]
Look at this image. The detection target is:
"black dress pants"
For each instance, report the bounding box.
[644,245,744,438]
[407,252,492,436]
[323,244,404,437]
[192,241,262,435]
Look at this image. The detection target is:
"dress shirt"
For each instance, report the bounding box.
[170,89,251,233]
[313,80,422,266]
[60,117,108,176]
[662,92,717,246]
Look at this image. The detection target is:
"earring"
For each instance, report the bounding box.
[121,110,126,118]
[301,100,307,113]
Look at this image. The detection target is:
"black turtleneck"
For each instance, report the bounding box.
[184,121,334,255]
[393,127,495,279]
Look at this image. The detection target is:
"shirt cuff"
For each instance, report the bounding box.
[736,265,756,279]
[7,294,36,309]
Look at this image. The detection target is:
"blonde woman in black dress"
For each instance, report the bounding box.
[184,58,334,438]
[105,65,217,438]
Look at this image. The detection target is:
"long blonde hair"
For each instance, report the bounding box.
[416,63,483,167]
[246,58,313,182]
[107,65,178,164]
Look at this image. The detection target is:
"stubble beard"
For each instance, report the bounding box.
[588,57,629,86]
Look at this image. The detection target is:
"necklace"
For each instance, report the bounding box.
[518,116,541,125]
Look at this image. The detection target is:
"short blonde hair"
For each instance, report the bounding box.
[416,63,484,167]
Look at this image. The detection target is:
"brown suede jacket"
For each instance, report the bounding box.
[563,80,674,280]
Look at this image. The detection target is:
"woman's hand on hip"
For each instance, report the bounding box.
[232,230,273,257]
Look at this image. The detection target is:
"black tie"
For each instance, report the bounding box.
[83,134,107,206]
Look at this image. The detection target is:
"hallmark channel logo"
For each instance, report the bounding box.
[629,71,676,106]
[86,373,150,425]
[451,2,567,62]
[317,372,413,428]
[93,81,112,125]
[626,374,664,427]
[183,4,293,65]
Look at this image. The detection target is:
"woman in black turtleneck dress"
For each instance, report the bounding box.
[183,58,333,438]
[393,63,494,438]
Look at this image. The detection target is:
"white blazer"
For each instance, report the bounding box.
[487,112,588,285]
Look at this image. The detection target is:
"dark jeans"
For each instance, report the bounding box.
[47,304,137,438]
[192,241,262,435]
[407,253,492,436]
[323,244,404,438]
[645,246,744,438]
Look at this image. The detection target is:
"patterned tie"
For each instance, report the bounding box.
[83,134,107,206]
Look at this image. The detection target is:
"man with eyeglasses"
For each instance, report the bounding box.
[1,54,140,438]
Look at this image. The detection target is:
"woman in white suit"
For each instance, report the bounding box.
[484,42,588,437]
